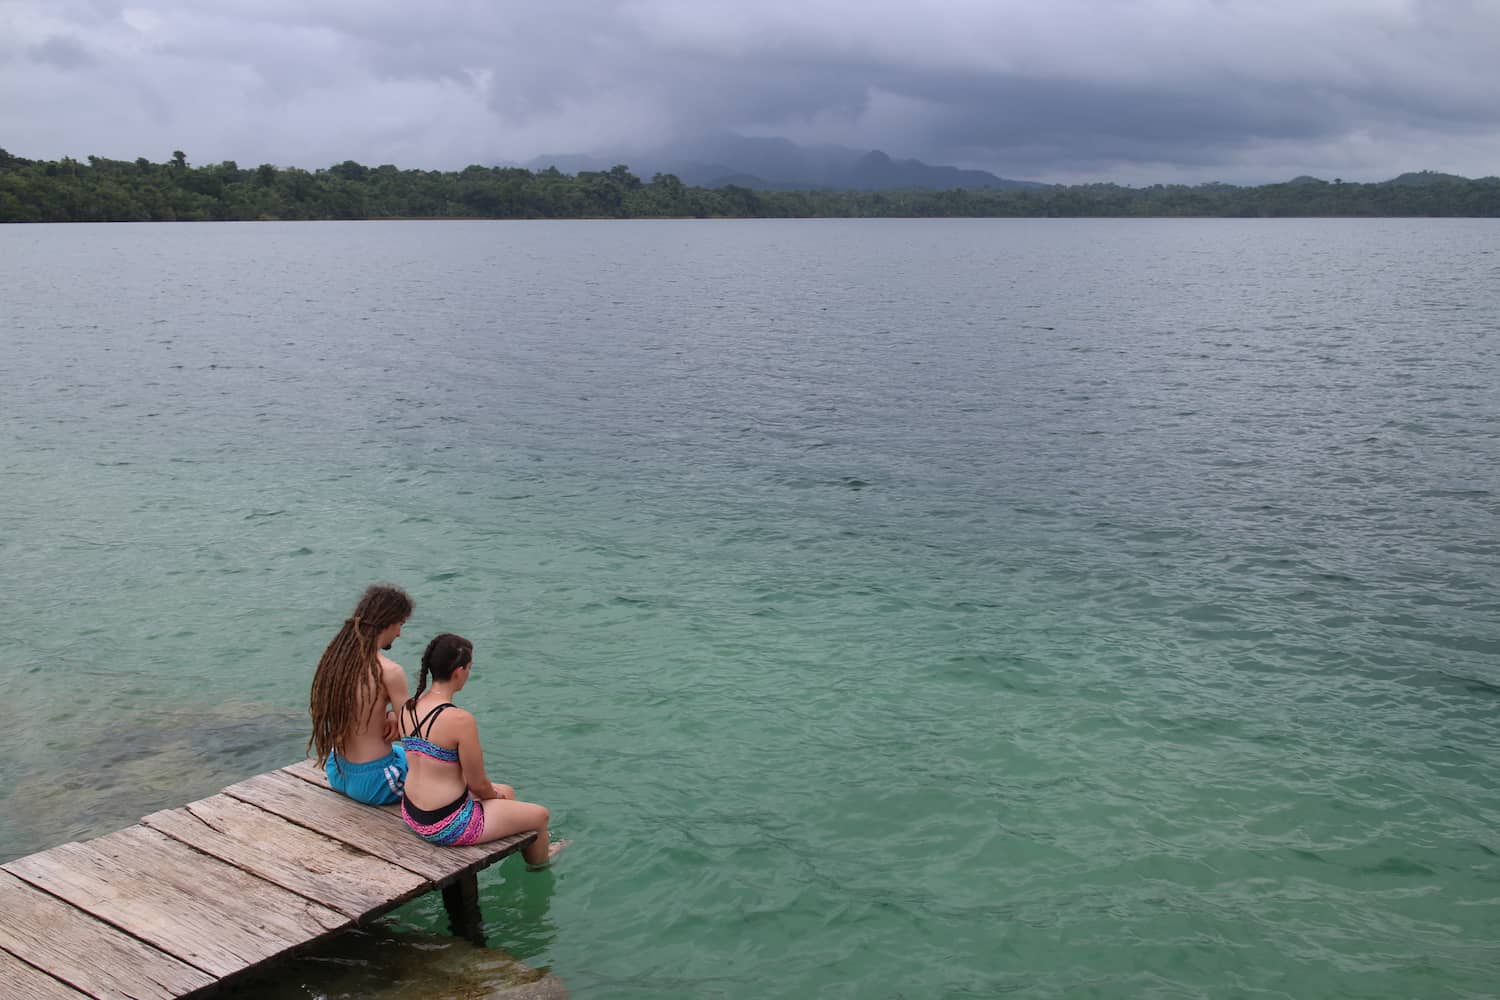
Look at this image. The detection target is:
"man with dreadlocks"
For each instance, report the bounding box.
[309,583,415,805]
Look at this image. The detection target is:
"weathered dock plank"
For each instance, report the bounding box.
[141,794,428,921]
[0,870,216,999]
[0,949,91,1000]
[3,826,347,979]
[281,756,356,788]
[224,770,534,882]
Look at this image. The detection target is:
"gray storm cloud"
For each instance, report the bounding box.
[2,0,1498,183]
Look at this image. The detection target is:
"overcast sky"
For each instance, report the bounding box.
[3,0,1499,185]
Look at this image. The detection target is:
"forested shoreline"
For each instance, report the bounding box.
[3,149,1498,221]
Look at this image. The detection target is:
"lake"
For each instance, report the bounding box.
[2,218,1498,998]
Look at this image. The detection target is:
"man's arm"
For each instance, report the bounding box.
[379,654,410,742]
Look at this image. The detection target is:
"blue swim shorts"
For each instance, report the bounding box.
[326,744,407,806]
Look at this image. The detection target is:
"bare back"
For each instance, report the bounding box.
[401,693,484,810]
[340,654,409,763]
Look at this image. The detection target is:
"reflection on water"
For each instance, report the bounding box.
[444,866,563,962]
[385,862,562,962]
[221,922,565,999]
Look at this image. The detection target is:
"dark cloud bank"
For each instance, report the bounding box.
[3,0,1499,185]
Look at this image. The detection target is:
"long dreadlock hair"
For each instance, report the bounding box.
[308,584,414,766]
[404,633,474,720]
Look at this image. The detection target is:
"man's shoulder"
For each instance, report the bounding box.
[378,653,407,677]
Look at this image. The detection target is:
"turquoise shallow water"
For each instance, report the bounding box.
[2,219,1498,998]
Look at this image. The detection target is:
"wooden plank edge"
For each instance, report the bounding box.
[140,804,438,921]
[225,773,539,882]
[275,764,542,869]
[331,832,538,925]
[218,781,451,882]
[8,825,356,980]
[3,941,221,1000]
[0,858,229,987]
[0,945,92,999]
[0,869,221,999]
[280,757,335,790]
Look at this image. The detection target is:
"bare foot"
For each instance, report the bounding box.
[528,839,570,870]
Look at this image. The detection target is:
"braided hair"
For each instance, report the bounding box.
[308,584,414,766]
[405,633,474,718]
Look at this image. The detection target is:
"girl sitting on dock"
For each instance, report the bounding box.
[399,632,567,866]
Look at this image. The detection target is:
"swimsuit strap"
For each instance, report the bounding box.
[412,702,454,740]
[400,701,461,764]
[403,701,427,739]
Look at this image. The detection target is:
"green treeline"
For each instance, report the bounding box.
[3,149,1498,221]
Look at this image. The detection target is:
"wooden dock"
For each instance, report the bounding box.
[0,759,538,998]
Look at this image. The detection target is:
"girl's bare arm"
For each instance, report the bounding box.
[454,711,503,799]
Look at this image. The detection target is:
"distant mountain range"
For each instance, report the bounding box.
[521,136,1486,192]
[523,132,1045,192]
[1283,171,1475,187]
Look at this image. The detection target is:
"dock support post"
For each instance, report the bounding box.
[442,872,484,944]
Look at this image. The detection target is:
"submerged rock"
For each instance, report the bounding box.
[222,923,566,998]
